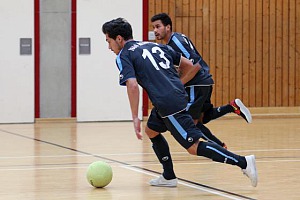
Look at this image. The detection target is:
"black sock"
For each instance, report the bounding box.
[196,123,223,146]
[203,105,234,124]
[150,134,176,179]
[197,141,247,169]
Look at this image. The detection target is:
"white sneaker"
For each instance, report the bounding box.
[242,155,258,187]
[230,99,252,123]
[149,175,178,187]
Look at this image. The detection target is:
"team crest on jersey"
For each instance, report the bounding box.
[128,42,151,51]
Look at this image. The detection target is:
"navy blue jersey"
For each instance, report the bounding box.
[116,40,188,117]
[167,32,214,86]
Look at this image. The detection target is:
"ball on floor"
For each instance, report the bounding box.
[86,161,113,188]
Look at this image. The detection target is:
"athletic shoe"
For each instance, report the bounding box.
[242,155,258,187]
[230,99,252,123]
[149,175,178,187]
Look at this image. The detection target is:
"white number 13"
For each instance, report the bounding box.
[142,46,170,70]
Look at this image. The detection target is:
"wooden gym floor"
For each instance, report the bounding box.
[0,108,300,200]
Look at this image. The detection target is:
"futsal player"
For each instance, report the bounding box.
[146,13,253,186]
[101,17,258,187]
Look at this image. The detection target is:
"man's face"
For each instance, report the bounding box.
[105,34,122,55]
[152,20,169,40]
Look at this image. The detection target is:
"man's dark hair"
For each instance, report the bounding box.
[151,13,172,31]
[102,18,133,40]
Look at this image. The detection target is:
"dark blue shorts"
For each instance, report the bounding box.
[147,108,203,149]
[185,85,214,119]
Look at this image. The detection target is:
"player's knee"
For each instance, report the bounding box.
[187,141,199,155]
[145,125,160,138]
[193,119,199,124]
[198,113,204,123]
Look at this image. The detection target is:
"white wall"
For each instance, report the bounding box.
[0,0,34,123]
[77,0,143,121]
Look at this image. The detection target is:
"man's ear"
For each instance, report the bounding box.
[166,24,171,32]
[116,35,122,42]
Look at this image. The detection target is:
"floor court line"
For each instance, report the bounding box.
[0,162,261,200]
[1,146,300,159]
[1,153,300,164]
[0,128,256,200]
[1,157,300,172]
[122,165,256,200]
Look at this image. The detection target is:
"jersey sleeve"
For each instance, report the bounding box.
[169,34,201,64]
[116,52,136,86]
[165,45,182,66]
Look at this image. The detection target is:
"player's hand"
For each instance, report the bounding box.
[133,117,142,140]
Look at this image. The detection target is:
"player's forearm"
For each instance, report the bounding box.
[126,79,140,119]
[179,62,201,84]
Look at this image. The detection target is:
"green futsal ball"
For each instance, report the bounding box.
[86,161,113,188]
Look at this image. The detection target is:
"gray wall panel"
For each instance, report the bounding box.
[41,0,70,12]
[40,0,71,118]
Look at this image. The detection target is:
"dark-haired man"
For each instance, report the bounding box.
[147,13,253,187]
[101,17,257,188]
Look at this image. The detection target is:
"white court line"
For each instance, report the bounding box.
[255,159,300,163]
[0,166,88,171]
[121,165,245,200]
[1,148,300,159]
[233,148,300,153]
[1,158,299,172]
[126,159,300,168]
[0,155,89,159]
[0,165,253,200]
[1,158,299,199]
[0,152,158,159]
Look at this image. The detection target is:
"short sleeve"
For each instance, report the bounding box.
[166,45,182,66]
[116,53,136,86]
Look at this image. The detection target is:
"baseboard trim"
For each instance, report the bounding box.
[35,118,77,123]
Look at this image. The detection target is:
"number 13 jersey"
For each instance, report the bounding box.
[115,40,188,117]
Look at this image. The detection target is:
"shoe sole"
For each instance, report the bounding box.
[149,177,178,187]
[150,183,177,187]
[249,155,258,187]
[235,99,252,123]
[149,181,177,187]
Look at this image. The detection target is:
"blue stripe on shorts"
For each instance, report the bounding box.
[168,115,188,140]
[186,86,195,111]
